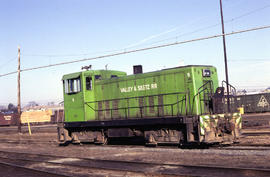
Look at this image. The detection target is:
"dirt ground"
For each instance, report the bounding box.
[0,123,270,171]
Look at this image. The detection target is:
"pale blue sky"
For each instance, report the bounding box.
[0,0,270,105]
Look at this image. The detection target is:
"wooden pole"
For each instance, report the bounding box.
[219,0,231,112]
[17,46,22,133]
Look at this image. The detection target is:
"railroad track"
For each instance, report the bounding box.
[2,137,270,152]
[0,150,269,177]
[213,145,270,151]
[242,131,270,136]
[0,160,67,177]
[0,138,57,145]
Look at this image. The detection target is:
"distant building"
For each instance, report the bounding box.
[0,106,6,111]
[263,87,270,93]
[236,87,270,95]
[236,89,247,95]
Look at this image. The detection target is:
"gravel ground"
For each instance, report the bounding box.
[0,124,269,171]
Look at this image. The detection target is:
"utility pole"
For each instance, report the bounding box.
[17,46,22,133]
[219,0,231,112]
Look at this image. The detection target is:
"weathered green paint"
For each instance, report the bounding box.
[62,65,219,122]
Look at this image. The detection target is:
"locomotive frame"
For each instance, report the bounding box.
[58,65,242,146]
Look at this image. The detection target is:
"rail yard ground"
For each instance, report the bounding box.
[0,114,269,177]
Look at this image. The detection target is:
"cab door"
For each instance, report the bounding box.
[201,68,215,114]
[83,74,96,121]
[63,76,85,122]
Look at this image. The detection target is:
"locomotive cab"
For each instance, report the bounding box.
[62,70,127,122]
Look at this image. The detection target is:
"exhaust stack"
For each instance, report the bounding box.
[133,65,143,74]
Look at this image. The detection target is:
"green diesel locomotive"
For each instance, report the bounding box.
[58,65,241,146]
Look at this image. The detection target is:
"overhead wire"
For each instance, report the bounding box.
[135,3,270,48]
[227,4,270,22]
[123,0,247,50]
[237,85,270,88]
[0,71,17,77]
[228,59,270,62]
[20,3,270,59]
[0,56,18,70]
[0,24,270,78]
[21,17,214,58]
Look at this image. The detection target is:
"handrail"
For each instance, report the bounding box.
[222,80,236,96]
[84,92,188,119]
[191,80,214,114]
[86,91,187,104]
[221,80,237,112]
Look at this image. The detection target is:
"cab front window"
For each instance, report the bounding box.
[64,77,81,94]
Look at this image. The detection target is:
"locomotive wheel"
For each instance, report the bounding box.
[57,127,70,146]
[94,136,108,145]
[145,134,157,147]
[102,136,108,145]
[94,131,108,145]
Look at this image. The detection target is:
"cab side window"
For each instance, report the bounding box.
[63,77,81,94]
[86,77,92,90]
[95,75,102,80]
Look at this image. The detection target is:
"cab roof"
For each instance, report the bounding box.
[62,70,126,80]
[62,65,215,80]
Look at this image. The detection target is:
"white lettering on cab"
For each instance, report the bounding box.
[120,83,158,93]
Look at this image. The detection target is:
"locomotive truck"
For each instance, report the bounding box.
[58,65,242,147]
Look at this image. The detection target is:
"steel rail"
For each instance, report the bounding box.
[212,146,270,151]
[0,139,57,144]
[0,158,70,177]
[242,131,270,136]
